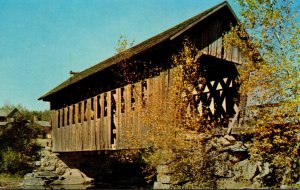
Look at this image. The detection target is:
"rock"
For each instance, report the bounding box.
[157,165,172,174]
[224,135,236,142]
[233,159,259,180]
[217,178,252,189]
[23,177,46,186]
[54,159,68,175]
[228,154,241,163]
[35,171,59,181]
[40,149,51,157]
[214,160,234,178]
[153,181,170,189]
[220,142,247,152]
[157,174,171,184]
[41,156,58,171]
[252,162,272,186]
[52,168,94,185]
[23,173,46,186]
[217,137,232,146]
[42,165,56,171]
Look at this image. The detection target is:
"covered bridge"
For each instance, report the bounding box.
[39,1,245,152]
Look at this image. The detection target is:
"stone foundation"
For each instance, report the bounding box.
[23,148,150,188]
[23,149,94,187]
[153,134,274,189]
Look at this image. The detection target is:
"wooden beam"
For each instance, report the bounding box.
[87,98,92,150]
[115,88,121,149]
[107,91,112,149]
[75,103,79,151]
[100,93,105,149]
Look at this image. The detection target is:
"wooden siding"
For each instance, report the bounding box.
[51,61,240,152]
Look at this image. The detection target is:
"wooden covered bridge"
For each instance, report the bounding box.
[39,1,246,153]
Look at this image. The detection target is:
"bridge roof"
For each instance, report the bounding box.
[39,1,237,101]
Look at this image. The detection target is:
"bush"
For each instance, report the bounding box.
[0,120,41,175]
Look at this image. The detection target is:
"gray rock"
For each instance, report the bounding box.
[52,168,94,185]
[217,137,232,146]
[217,178,252,189]
[35,171,59,180]
[214,160,234,178]
[42,165,56,171]
[224,135,236,142]
[23,177,46,186]
[157,174,171,184]
[23,173,46,186]
[228,154,241,163]
[153,181,170,189]
[253,161,272,186]
[157,165,172,174]
[233,159,259,180]
[220,142,247,152]
[35,161,41,166]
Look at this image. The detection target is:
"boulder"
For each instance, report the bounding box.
[157,165,172,174]
[217,137,232,146]
[214,160,234,178]
[233,159,259,180]
[153,181,170,189]
[217,178,252,189]
[220,142,247,152]
[51,168,94,185]
[224,135,236,142]
[55,160,68,175]
[23,177,46,186]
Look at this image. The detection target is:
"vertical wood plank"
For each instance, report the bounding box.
[232,46,239,63]
[216,37,223,59]
[96,95,101,150]
[75,103,79,151]
[115,88,121,149]
[100,93,105,149]
[58,108,63,152]
[61,107,66,151]
[91,96,97,150]
[86,98,91,150]
[80,101,85,151]
[107,91,112,149]
[124,84,132,149]
[51,111,56,152]
[134,82,141,139]
[55,110,59,151]
[69,105,74,151]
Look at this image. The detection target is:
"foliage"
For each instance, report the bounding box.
[0,103,50,121]
[224,0,299,186]
[114,34,135,53]
[114,39,218,187]
[0,104,43,175]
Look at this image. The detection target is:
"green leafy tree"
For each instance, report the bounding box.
[0,120,41,175]
[0,104,46,175]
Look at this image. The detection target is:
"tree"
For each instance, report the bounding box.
[0,104,47,175]
[0,103,50,122]
[224,0,299,186]
[113,37,218,187]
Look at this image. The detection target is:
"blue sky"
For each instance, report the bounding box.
[0,0,297,111]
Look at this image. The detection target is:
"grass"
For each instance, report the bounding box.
[0,173,23,188]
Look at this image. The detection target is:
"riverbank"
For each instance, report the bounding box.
[0,173,23,189]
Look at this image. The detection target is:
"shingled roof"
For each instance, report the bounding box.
[39,1,237,101]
